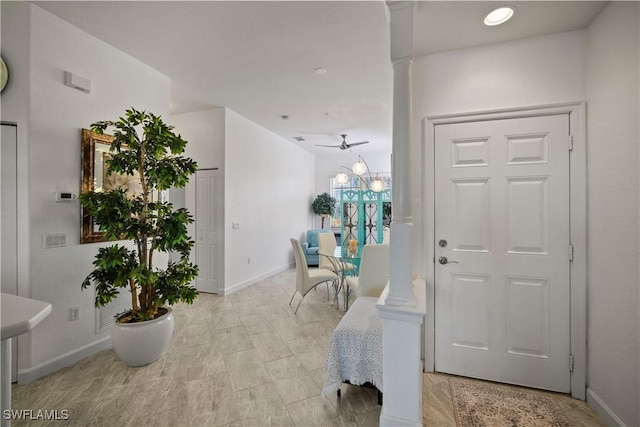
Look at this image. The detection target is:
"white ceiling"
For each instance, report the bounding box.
[34,1,608,154]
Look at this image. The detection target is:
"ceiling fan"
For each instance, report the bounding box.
[316,134,369,150]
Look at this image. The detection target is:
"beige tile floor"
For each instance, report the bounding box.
[11,268,605,426]
[11,269,380,427]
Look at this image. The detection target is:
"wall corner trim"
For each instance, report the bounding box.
[586,387,628,427]
[221,262,294,296]
[17,337,111,384]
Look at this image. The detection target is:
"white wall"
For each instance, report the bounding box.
[173,108,226,171]
[224,109,315,293]
[412,30,587,278]
[1,3,171,379]
[585,3,639,426]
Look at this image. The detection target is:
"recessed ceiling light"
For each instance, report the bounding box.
[314,67,327,76]
[484,6,514,26]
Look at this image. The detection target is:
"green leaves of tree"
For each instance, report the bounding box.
[312,192,337,217]
[80,108,199,322]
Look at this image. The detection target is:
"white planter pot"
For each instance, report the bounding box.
[111,307,174,367]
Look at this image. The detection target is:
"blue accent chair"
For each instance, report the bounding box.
[302,229,333,266]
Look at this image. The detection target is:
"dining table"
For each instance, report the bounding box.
[319,246,360,311]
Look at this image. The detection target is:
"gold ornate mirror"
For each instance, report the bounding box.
[80,129,115,243]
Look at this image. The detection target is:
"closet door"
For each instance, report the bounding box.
[195,169,221,294]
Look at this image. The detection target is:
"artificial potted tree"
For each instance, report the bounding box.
[80,108,199,367]
[312,192,336,229]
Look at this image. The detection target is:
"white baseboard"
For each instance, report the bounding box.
[586,387,627,427]
[380,412,422,427]
[220,262,294,296]
[17,337,112,384]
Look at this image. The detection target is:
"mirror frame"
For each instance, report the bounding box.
[80,128,115,244]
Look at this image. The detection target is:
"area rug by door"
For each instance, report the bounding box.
[450,377,572,427]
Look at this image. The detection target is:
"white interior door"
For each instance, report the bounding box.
[434,114,571,392]
[2,123,19,381]
[195,169,221,294]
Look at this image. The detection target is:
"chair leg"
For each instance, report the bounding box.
[289,290,298,306]
[294,295,305,314]
[345,284,350,311]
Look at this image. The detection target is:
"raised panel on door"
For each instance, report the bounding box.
[505,276,550,358]
[506,177,549,254]
[434,114,571,393]
[450,273,492,351]
[451,178,491,253]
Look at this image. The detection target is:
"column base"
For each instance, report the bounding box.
[380,413,423,427]
[377,289,425,427]
[383,294,417,308]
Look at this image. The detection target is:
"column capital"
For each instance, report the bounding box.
[385,0,415,13]
[386,0,415,63]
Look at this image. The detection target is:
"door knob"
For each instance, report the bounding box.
[438,256,459,265]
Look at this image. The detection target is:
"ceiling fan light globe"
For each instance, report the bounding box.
[335,172,349,184]
[352,161,367,176]
[371,179,385,192]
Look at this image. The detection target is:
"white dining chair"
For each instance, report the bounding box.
[290,238,339,314]
[346,243,390,299]
[318,233,357,274]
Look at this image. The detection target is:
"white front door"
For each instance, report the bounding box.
[434,114,571,392]
[195,169,221,294]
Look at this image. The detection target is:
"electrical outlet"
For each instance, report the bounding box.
[70,307,80,321]
[247,258,251,265]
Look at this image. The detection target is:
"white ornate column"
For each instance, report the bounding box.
[378,2,425,427]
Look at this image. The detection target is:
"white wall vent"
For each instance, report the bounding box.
[95,290,129,334]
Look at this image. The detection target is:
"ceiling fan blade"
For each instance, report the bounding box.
[315,144,342,148]
[346,141,369,148]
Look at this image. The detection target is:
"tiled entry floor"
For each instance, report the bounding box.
[11,268,605,426]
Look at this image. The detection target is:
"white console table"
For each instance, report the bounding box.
[1,293,52,427]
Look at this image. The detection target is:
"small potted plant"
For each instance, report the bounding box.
[79,108,199,367]
[312,192,336,229]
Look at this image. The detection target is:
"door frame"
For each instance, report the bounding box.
[422,102,587,399]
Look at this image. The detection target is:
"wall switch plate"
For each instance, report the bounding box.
[43,234,67,248]
[70,307,80,321]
